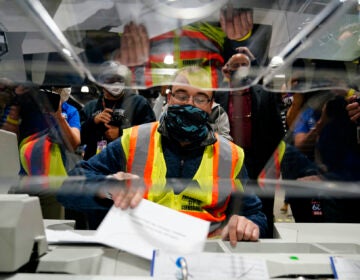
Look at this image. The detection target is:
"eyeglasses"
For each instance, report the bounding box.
[171,92,212,106]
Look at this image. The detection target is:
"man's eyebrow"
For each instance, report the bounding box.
[173,88,212,99]
[196,91,212,99]
[173,88,188,94]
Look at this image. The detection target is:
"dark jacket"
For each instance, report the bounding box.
[58,121,268,236]
[215,84,285,179]
[80,90,156,160]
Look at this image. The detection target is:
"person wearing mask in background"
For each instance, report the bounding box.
[51,87,81,152]
[13,86,81,219]
[58,66,268,243]
[218,47,284,179]
[216,47,285,237]
[80,60,156,160]
[19,86,81,175]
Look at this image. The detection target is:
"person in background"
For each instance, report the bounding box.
[293,60,350,162]
[51,87,81,152]
[218,47,285,180]
[315,94,360,181]
[152,86,169,120]
[216,48,284,238]
[208,101,233,141]
[19,86,81,175]
[283,94,360,223]
[265,90,360,223]
[291,90,334,162]
[81,7,271,89]
[278,60,309,213]
[10,85,81,219]
[80,60,156,160]
[58,66,268,244]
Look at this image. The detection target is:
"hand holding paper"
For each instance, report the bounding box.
[46,199,210,260]
[96,199,210,259]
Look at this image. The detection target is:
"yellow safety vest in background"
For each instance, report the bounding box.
[258,140,286,185]
[134,23,225,88]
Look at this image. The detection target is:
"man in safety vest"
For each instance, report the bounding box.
[82,7,271,88]
[121,11,269,85]
[59,66,267,245]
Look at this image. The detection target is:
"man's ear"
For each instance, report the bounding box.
[160,85,170,96]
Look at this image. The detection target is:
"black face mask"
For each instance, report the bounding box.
[164,104,209,143]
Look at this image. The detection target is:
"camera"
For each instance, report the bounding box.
[109,108,126,126]
[38,89,60,113]
[355,96,360,105]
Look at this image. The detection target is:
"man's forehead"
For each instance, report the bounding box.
[230,53,250,65]
[172,84,212,97]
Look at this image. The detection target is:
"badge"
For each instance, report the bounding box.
[96,140,107,154]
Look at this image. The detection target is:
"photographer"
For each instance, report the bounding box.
[80,61,155,160]
[50,87,81,152]
[11,85,81,219]
[18,86,81,175]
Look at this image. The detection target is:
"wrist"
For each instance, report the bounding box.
[54,113,66,121]
[93,115,100,124]
[346,88,356,99]
[235,30,252,42]
[6,115,20,125]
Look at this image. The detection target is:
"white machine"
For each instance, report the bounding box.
[1,194,360,279]
[0,195,47,272]
[0,129,20,178]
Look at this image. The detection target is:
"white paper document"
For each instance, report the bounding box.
[46,199,210,260]
[330,256,360,280]
[151,251,270,279]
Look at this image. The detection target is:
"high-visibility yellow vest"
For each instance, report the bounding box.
[19,131,67,189]
[19,132,67,177]
[120,122,245,222]
[134,23,226,88]
[258,140,286,184]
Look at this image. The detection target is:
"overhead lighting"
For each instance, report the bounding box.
[81,86,89,93]
[275,74,286,79]
[164,54,174,64]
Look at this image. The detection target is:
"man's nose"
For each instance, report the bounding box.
[184,96,196,105]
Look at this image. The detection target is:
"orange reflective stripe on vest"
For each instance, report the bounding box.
[19,131,67,177]
[140,27,224,88]
[120,122,244,222]
[258,140,286,187]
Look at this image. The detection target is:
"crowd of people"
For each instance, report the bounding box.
[1,7,360,243]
